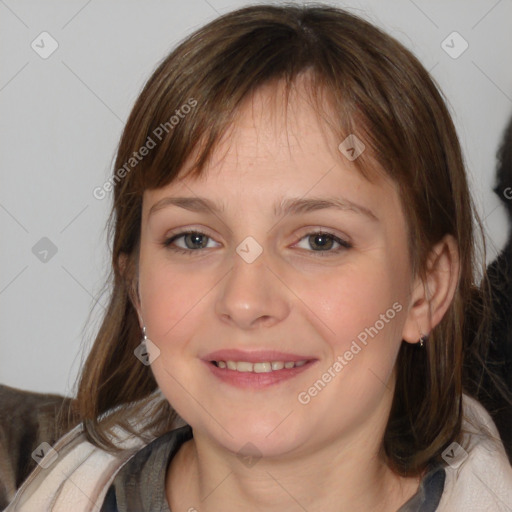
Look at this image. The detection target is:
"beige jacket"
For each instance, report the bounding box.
[4,391,512,511]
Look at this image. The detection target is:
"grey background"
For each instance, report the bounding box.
[1,0,511,396]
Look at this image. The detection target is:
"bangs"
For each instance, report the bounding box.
[115,6,410,200]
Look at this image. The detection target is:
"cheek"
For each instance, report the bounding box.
[305,262,401,350]
[305,266,405,411]
[138,255,205,341]
[291,265,406,434]
[137,261,207,420]
[139,267,178,338]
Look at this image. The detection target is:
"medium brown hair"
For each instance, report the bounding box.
[75,2,496,476]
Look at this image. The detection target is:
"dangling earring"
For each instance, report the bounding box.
[135,325,161,365]
[419,334,428,347]
[134,325,151,366]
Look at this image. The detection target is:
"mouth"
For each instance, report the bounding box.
[210,359,309,372]
[203,356,317,389]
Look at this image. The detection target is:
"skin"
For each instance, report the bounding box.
[129,76,460,512]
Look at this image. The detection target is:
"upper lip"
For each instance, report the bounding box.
[202,349,317,363]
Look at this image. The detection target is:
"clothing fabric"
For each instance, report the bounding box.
[100,425,192,512]
[4,392,512,511]
[100,424,445,512]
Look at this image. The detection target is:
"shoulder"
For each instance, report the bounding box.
[104,424,193,512]
[0,384,79,508]
[3,389,171,511]
[437,393,512,510]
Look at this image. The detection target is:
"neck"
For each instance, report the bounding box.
[166,396,423,511]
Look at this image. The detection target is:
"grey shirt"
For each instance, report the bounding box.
[100,425,445,511]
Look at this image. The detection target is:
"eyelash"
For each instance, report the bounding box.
[161,229,352,257]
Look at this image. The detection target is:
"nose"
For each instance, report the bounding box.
[215,246,291,330]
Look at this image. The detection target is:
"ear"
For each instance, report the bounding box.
[401,234,460,344]
[118,252,144,329]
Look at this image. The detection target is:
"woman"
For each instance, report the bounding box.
[5,4,512,511]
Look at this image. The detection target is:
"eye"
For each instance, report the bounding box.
[162,229,352,257]
[293,230,352,257]
[162,230,219,255]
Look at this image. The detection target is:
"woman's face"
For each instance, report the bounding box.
[135,82,418,459]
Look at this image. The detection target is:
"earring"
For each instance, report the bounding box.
[141,325,148,343]
[419,334,429,347]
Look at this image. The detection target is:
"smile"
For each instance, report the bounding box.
[204,359,317,389]
[212,360,308,372]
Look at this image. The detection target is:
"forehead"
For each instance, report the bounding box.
[207,78,350,172]
[142,80,399,220]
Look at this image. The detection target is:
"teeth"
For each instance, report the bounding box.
[253,362,271,373]
[214,360,308,372]
[237,362,253,372]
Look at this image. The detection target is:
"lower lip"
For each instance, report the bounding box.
[203,360,317,389]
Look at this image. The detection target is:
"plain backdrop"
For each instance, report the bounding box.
[1,0,511,396]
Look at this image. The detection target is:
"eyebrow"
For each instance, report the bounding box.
[148,195,378,222]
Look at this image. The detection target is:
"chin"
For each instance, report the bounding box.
[214,421,306,459]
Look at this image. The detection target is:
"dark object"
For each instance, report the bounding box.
[464,115,512,464]
[0,384,80,509]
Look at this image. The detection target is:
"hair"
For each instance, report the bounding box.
[74,2,498,476]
